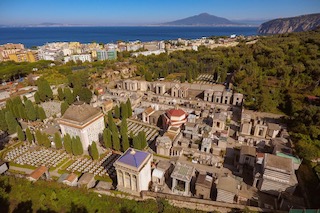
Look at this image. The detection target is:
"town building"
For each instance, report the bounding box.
[26,166,50,182]
[62,173,78,187]
[114,148,152,195]
[162,108,187,130]
[195,174,213,199]
[216,174,238,203]
[58,102,104,151]
[156,136,172,156]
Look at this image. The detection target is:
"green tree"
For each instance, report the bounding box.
[0,110,8,132]
[112,128,120,151]
[18,105,27,120]
[42,133,51,148]
[120,102,128,119]
[16,125,25,141]
[61,101,69,115]
[133,135,141,150]
[5,111,19,134]
[25,100,37,121]
[89,141,99,160]
[79,87,92,104]
[103,128,112,149]
[64,88,74,105]
[37,77,53,101]
[126,99,132,117]
[34,92,41,104]
[63,134,72,154]
[107,111,116,132]
[138,131,147,149]
[54,132,62,149]
[35,130,43,146]
[26,127,33,143]
[57,87,65,101]
[120,119,129,151]
[72,136,83,156]
[114,105,120,119]
[38,107,47,121]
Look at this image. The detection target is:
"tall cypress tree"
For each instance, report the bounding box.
[43,133,51,148]
[26,128,33,143]
[126,99,132,117]
[133,135,141,150]
[112,128,120,151]
[103,128,112,149]
[54,132,62,149]
[63,134,72,154]
[5,111,19,134]
[17,125,25,141]
[0,110,8,132]
[139,131,147,149]
[120,102,128,119]
[38,107,47,121]
[114,105,120,119]
[89,141,99,160]
[25,100,36,121]
[120,119,129,151]
[107,111,116,132]
[18,104,27,121]
[35,130,43,146]
[61,101,69,115]
[34,91,41,104]
[64,88,74,105]
[57,87,65,101]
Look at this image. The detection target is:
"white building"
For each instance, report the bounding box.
[64,54,92,63]
[58,102,104,151]
[114,148,152,196]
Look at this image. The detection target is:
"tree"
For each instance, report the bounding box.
[17,125,25,141]
[61,101,69,115]
[133,135,141,150]
[5,111,19,134]
[42,133,51,148]
[79,88,92,104]
[114,105,120,119]
[18,105,27,120]
[0,110,8,132]
[138,131,147,149]
[107,111,116,132]
[120,102,128,119]
[72,136,83,156]
[37,78,53,101]
[35,130,43,146]
[54,132,62,149]
[38,107,47,121]
[112,128,120,151]
[26,127,33,143]
[103,128,112,149]
[126,99,132,117]
[64,88,74,105]
[89,141,99,160]
[63,134,72,154]
[25,100,36,121]
[120,119,129,151]
[57,87,65,101]
[34,92,41,104]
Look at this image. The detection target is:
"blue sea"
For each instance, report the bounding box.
[0,26,258,48]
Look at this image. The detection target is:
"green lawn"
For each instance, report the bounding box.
[0,176,204,213]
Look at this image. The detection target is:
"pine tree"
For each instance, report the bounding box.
[54,132,62,149]
[120,102,128,119]
[103,128,112,149]
[26,128,33,143]
[61,101,69,115]
[25,100,36,121]
[34,91,41,104]
[89,141,99,160]
[5,111,19,134]
[112,128,120,151]
[57,87,65,101]
[126,99,132,118]
[114,105,120,119]
[42,133,51,148]
[38,107,47,121]
[17,125,25,141]
[63,134,72,154]
[0,110,8,132]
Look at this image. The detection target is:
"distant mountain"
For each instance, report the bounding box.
[162,13,242,26]
[258,13,320,34]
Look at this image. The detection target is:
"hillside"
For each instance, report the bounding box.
[258,13,320,34]
[162,13,241,26]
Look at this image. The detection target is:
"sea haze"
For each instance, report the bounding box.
[0,26,258,47]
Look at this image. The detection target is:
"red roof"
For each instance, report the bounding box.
[167,109,186,117]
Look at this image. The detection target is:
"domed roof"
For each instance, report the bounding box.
[166,108,186,117]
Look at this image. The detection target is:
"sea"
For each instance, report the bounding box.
[0,26,258,48]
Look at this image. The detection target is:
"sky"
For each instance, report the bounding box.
[0,0,319,25]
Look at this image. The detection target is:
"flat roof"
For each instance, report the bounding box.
[265,154,293,173]
[171,163,194,182]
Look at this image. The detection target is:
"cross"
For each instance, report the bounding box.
[76,95,80,101]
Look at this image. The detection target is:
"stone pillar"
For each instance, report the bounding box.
[172,178,177,191]
[185,181,190,195]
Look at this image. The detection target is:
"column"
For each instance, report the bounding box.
[185,181,190,195]
[172,178,177,191]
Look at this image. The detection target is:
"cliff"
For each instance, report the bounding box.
[258,13,320,34]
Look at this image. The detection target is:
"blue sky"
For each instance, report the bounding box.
[0,0,319,25]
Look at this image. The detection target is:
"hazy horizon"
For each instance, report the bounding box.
[0,0,319,26]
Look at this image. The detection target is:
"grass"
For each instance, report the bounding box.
[165,73,184,81]
[95,175,113,183]
[153,153,171,159]
[0,175,203,213]
[9,162,37,170]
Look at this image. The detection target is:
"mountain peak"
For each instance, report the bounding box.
[162,13,241,26]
